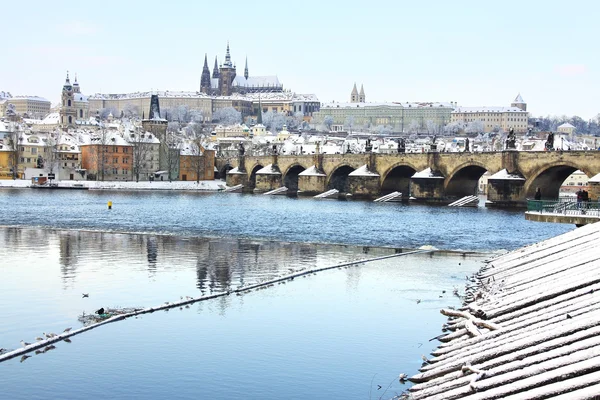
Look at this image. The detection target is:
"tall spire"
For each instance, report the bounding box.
[359,84,365,102]
[257,95,263,125]
[200,53,211,92]
[212,56,220,78]
[65,70,71,84]
[351,83,358,103]
[244,56,249,79]
[224,41,232,67]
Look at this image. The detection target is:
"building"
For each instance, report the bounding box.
[179,141,215,182]
[80,132,133,181]
[557,122,575,136]
[314,101,453,132]
[0,94,51,119]
[451,94,529,133]
[200,43,283,96]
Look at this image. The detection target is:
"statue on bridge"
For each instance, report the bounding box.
[365,138,373,153]
[397,138,406,154]
[238,143,245,156]
[545,132,555,151]
[464,137,470,152]
[272,144,278,155]
[430,135,437,152]
[506,128,517,150]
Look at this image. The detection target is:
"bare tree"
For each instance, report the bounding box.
[5,122,21,179]
[189,138,206,184]
[466,120,485,134]
[323,115,334,131]
[408,119,420,134]
[212,107,242,125]
[43,131,60,177]
[129,127,152,182]
[122,103,140,119]
[165,131,180,182]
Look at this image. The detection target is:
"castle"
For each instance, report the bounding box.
[200,43,283,96]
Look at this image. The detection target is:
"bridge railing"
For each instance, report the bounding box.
[527,200,600,217]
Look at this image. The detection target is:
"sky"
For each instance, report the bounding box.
[2,0,598,119]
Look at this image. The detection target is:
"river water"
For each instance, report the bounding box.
[0,190,572,399]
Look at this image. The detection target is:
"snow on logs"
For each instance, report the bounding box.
[407,222,600,399]
[0,248,432,364]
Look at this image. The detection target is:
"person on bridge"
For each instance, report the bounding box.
[534,188,542,201]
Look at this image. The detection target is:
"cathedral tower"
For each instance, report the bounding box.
[244,56,249,80]
[200,54,212,94]
[359,84,365,103]
[212,56,220,79]
[60,71,77,129]
[350,83,359,103]
[219,42,237,96]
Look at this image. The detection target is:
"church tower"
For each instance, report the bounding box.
[218,42,237,96]
[73,73,81,93]
[359,84,365,103]
[200,54,212,94]
[244,56,249,80]
[212,56,220,79]
[350,83,359,103]
[60,71,77,129]
[511,93,527,111]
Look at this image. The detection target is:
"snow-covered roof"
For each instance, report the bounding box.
[452,106,527,114]
[488,169,525,180]
[588,173,600,183]
[232,75,282,88]
[412,168,444,179]
[321,101,454,109]
[348,165,379,177]
[513,93,525,103]
[74,93,88,102]
[10,95,50,102]
[255,164,281,175]
[298,166,326,177]
[558,122,575,128]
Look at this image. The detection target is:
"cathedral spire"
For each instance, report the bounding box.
[65,70,71,84]
[351,83,358,103]
[244,56,249,79]
[224,41,232,67]
[200,53,211,93]
[212,56,220,78]
[359,84,365,102]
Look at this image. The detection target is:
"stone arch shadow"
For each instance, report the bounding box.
[525,161,593,200]
[326,164,355,193]
[380,163,419,198]
[444,162,489,199]
[282,164,306,194]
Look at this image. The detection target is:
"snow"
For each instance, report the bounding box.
[255,164,281,175]
[452,106,527,114]
[227,167,245,174]
[558,122,575,128]
[348,165,379,177]
[407,222,600,399]
[412,168,444,179]
[588,173,600,183]
[488,169,525,180]
[0,179,226,191]
[298,166,326,177]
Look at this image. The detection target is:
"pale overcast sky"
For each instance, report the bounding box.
[2,0,598,119]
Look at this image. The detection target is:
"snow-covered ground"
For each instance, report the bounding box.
[0,179,227,191]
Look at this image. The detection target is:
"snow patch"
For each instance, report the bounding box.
[489,169,525,180]
[298,166,326,176]
[412,168,444,179]
[348,165,379,177]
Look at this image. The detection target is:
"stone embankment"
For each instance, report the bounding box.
[0,179,226,191]
[406,221,600,399]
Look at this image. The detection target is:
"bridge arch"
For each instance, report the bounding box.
[248,164,264,191]
[380,163,419,197]
[282,164,306,193]
[217,163,233,180]
[326,164,355,192]
[444,161,489,198]
[525,161,594,199]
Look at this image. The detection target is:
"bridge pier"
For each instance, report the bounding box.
[486,169,526,208]
[298,166,327,196]
[410,168,447,203]
[254,164,282,193]
[347,165,380,199]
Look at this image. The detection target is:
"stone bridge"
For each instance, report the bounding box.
[216,150,600,207]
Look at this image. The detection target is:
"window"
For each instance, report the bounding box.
[31,148,37,155]
[113,168,118,174]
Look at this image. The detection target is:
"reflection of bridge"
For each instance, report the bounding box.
[216,150,600,207]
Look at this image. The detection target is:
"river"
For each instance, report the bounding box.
[0,190,572,399]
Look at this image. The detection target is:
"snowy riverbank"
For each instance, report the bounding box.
[0,179,227,191]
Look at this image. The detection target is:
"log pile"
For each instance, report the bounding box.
[405,222,600,399]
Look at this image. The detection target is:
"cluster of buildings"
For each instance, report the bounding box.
[0,90,215,182]
[312,86,530,134]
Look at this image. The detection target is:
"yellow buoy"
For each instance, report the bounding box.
[108,201,112,210]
